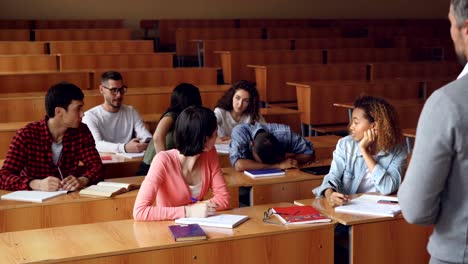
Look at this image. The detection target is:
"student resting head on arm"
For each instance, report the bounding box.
[214,80,264,143]
[133,106,230,221]
[136,83,202,176]
[313,95,407,207]
[229,122,315,171]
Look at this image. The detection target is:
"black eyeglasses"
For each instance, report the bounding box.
[102,85,127,95]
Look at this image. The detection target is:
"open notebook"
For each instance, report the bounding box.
[79,181,140,197]
[175,214,249,229]
[334,194,401,217]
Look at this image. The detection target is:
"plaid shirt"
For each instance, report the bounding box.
[0,117,103,190]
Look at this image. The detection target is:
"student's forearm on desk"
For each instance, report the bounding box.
[234,159,273,171]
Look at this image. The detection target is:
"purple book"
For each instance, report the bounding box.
[168,224,207,242]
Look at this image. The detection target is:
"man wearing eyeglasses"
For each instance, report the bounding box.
[82,71,152,154]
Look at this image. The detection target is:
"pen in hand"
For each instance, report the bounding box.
[327,180,349,204]
[328,180,337,190]
[57,166,64,181]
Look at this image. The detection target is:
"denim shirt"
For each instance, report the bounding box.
[313,135,407,197]
[229,123,314,166]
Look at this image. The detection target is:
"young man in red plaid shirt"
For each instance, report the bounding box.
[0,82,103,191]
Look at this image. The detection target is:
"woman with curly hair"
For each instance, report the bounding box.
[313,95,408,207]
[214,80,264,141]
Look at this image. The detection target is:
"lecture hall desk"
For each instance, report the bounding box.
[0,153,142,179]
[223,159,331,206]
[0,159,335,233]
[295,196,433,264]
[0,203,334,264]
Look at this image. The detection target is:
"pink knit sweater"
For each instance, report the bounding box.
[133,148,230,221]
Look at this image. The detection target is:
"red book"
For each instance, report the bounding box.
[168,224,207,242]
[101,156,112,161]
[272,205,331,225]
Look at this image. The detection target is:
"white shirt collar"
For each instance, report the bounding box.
[457,63,468,79]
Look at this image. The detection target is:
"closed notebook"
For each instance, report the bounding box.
[168,224,207,242]
[175,214,249,229]
[272,205,331,225]
[334,194,401,217]
[244,169,285,178]
[1,190,68,203]
[79,181,140,197]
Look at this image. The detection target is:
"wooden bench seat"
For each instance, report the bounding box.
[0,41,47,55]
[193,38,292,67]
[49,40,154,54]
[0,71,92,92]
[0,29,30,41]
[217,50,323,84]
[92,67,218,88]
[34,19,124,29]
[34,29,132,41]
[176,27,263,57]
[58,53,174,71]
[266,27,342,38]
[0,55,59,72]
[249,63,369,103]
[294,37,375,49]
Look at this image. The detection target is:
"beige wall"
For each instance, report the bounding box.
[0,0,448,36]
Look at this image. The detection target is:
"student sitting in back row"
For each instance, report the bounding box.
[0,82,103,191]
[82,71,152,154]
[313,95,408,206]
[133,106,230,221]
[214,80,264,142]
[136,83,202,176]
[229,122,315,171]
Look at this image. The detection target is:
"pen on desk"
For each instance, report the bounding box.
[377,199,399,205]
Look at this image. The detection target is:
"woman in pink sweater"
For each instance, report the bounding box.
[133,106,231,221]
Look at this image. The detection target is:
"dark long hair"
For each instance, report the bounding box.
[215,80,261,123]
[162,83,202,120]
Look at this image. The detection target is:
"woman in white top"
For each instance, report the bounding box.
[214,80,264,141]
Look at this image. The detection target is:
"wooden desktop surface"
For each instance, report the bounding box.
[402,128,416,138]
[224,160,331,205]
[0,203,334,264]
[0,161,332,232]
[295,196,432,264]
